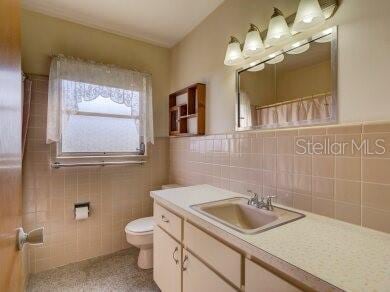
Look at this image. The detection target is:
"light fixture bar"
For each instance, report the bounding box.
[259,0,338,39]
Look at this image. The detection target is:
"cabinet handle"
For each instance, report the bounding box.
[161,215,169,223]
[182,254,189,271]
[172,246,179,264]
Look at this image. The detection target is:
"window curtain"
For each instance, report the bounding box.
[47,55,154,144]
[256,94,332,127]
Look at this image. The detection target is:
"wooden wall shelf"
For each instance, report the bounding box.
[169,83,205,137]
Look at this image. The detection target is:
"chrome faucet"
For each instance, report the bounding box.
[247,190,261,207]
[265,195,277,211]
[247,190,276,211]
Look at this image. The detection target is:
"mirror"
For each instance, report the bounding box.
[237,27,337,130]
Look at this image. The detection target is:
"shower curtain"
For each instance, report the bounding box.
[22,75,32,156]
[256,94,332,127]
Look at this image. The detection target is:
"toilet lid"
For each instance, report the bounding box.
[125,217,154,233]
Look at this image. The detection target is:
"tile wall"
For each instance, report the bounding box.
[170,123,390,234]
[22,75,169,273]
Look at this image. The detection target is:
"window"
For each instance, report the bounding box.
[61,80,141,154]
[47,56,153,159]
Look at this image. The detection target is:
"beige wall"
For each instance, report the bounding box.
[170,0,390,134]
[276,60,331,101]
[21,9,171,137]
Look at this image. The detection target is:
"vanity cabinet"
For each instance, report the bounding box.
[153,202,301,292]
[154,203,182,240]
[182,250,236,292]
[153,225,182,292]
[184,222,241,287]
[245,259,301,292]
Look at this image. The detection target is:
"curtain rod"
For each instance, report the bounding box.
[51,160,146,169]
[50,54,151,76]
[255,92,331,110]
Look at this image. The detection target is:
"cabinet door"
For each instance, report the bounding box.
[154,225,181,292]
[245,259,301,292]
[183,250,237,292]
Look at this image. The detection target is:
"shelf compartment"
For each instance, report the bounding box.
[169,83,205,137]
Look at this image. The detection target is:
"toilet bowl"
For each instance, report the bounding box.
[125,217,154,269]
[125,184,182,269]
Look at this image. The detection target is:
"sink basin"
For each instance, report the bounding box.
[191,197,305,234]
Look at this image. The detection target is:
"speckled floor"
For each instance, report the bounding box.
[27,248,160,292]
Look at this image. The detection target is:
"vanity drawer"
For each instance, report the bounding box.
[245,259,301,292]
[154,203,182,241]
[184,222,241,288]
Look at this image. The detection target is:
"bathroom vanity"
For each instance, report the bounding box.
[151,185,390,292]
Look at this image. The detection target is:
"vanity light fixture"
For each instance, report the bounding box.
[313,28,333,43]
[224,36,244,66]
[265,8,292,46]
[286,40,310,54]
[293,0,325,32]
[243,24,264,57]
[266,53,284,64]
[248,63,265,72]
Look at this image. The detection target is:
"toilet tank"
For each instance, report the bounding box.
[161,184,181,190]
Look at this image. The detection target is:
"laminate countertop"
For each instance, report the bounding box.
[151,185,390,292]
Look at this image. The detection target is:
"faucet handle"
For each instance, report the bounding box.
[247,190,258,198]
[247,190,259,206]
[266,195,277,202]
[266,195,277,210]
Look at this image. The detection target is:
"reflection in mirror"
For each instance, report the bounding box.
[237,28,336,130]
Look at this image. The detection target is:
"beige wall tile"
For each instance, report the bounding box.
[277,136,294,155]
[312,198,335,218]
[293,194,312,212]
[362,183,390,211]
[361,133,390,158]
[263,171,276,188]
[335,157,361,180]
[362,207,390,233]
[263,137,277,155]
[335,180,361,204]
[293,175,312,195]
[277,155,294,173]
[276,189,293,207]
[362,158,390,184]
[312,135,335,156]
[363,121,390,133]
[334,134,362,157]
[312,156,335,178]
[277,172,294,192]
[263,155,276,171]
[294,155,312,175]
[326,124,362,134]
[312,177,334,199]
[298,127,326,136]
[335,202,361,225]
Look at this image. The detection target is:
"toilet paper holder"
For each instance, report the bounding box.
[17,227,44,250]
[74,202,90,218]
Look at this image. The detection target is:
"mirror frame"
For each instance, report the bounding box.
[235,26,338,131]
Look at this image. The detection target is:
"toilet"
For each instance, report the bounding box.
[125,184,181,269]
[125,217,154,269]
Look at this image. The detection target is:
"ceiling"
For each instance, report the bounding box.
[22,0,225,47]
